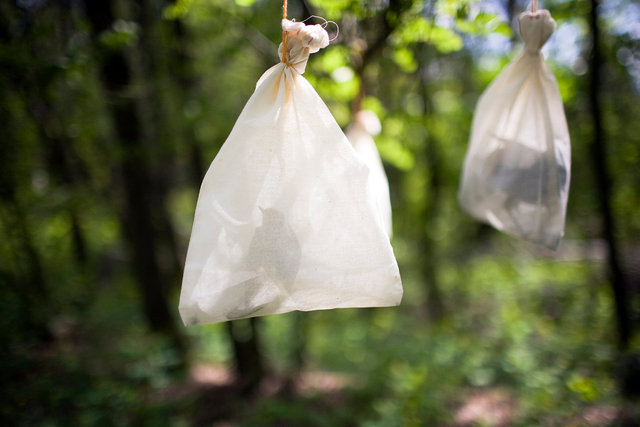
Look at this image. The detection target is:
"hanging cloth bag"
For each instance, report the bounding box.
[458,9,571,250]
[179,19,403,326]
[346,110,393,237]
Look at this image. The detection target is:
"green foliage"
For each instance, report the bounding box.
[2,0,640,424]
[377,117,417,170]
[163,0,196,20]
[394,17,464,52]
[99,20,140,50]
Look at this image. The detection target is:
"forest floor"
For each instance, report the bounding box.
[147,363,636,426]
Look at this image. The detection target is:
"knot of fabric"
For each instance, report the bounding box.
[279,19,330,74]
[518,10,556,54]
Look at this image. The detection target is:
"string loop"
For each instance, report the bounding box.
[301,15,340,41]
[280,0,337,66]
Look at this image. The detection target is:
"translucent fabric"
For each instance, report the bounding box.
[458,10,571,250]
[346,110,393,237]
[179,20,402,326]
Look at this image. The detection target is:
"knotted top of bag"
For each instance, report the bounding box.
[278,19,330,74]
[518,9,556,54]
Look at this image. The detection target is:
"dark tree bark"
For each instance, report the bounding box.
[134,0,183,283]
[25,2,90,269]
[0,3,52,341]
[226,318,264,395]
[588,0,631,349]
[418,48,445,321]
[83,1,186,360]
[30,98,89,268]
[171,18,206,187]
[0,198,51,341]
[282,311,308,394]
[0,124,50,340]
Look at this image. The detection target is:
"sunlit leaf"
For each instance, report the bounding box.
[394,17,463,53]
[393,47,418,72]
[163,0,195,20]
[376,135,415,170]
[98,20,139,50]
[234,0,257,6]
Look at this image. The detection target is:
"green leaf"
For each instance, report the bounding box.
[566,374,599,402]
[98,20,139,50]
[163,0,194,20]
[361,96,386,117]
[429,26,464,53]
[234,0,257,7]
[456,12,509,36]
[377,116,415,171]
[393,47,418,72]
[394,17,463,53]
[316,46,350,73]
[308,0,352,19]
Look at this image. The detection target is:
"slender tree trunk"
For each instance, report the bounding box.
[170,18,206,186]
[135,0,183,282]
[418,51,445,321]
[24,3,90,270]
[0,198,51,340]
[289,312,307,375]
[30,101,90,268]
[226,318,264,395]
[0,5,52,340]
[588,0,630,349]
[0,117,50,339]
[83,1,186,361]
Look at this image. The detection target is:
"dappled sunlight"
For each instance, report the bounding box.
[191,364,234,386]
[295,370,357,394]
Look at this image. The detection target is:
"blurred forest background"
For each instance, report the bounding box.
[2,0,640,425]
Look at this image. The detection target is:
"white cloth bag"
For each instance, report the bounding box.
[458,10,571,250]
[346,110,393,237]
[179,20,403,326]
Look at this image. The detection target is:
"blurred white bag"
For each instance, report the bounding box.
[179,19,402,326]
[458,9,571,250]
[346,110,393,237]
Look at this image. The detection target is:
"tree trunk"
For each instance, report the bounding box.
[417,48,445,322]
[588,0,630,349]
[0,197,51,341]
[83,1,186,361]
[31,101,90,268]
[171,19,206,186]
[0,6,51,341]
[135,0,184,283]
[226,318,264,395]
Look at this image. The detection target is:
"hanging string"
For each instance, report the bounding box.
[281,0,289,65]
[532,0,537,12]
